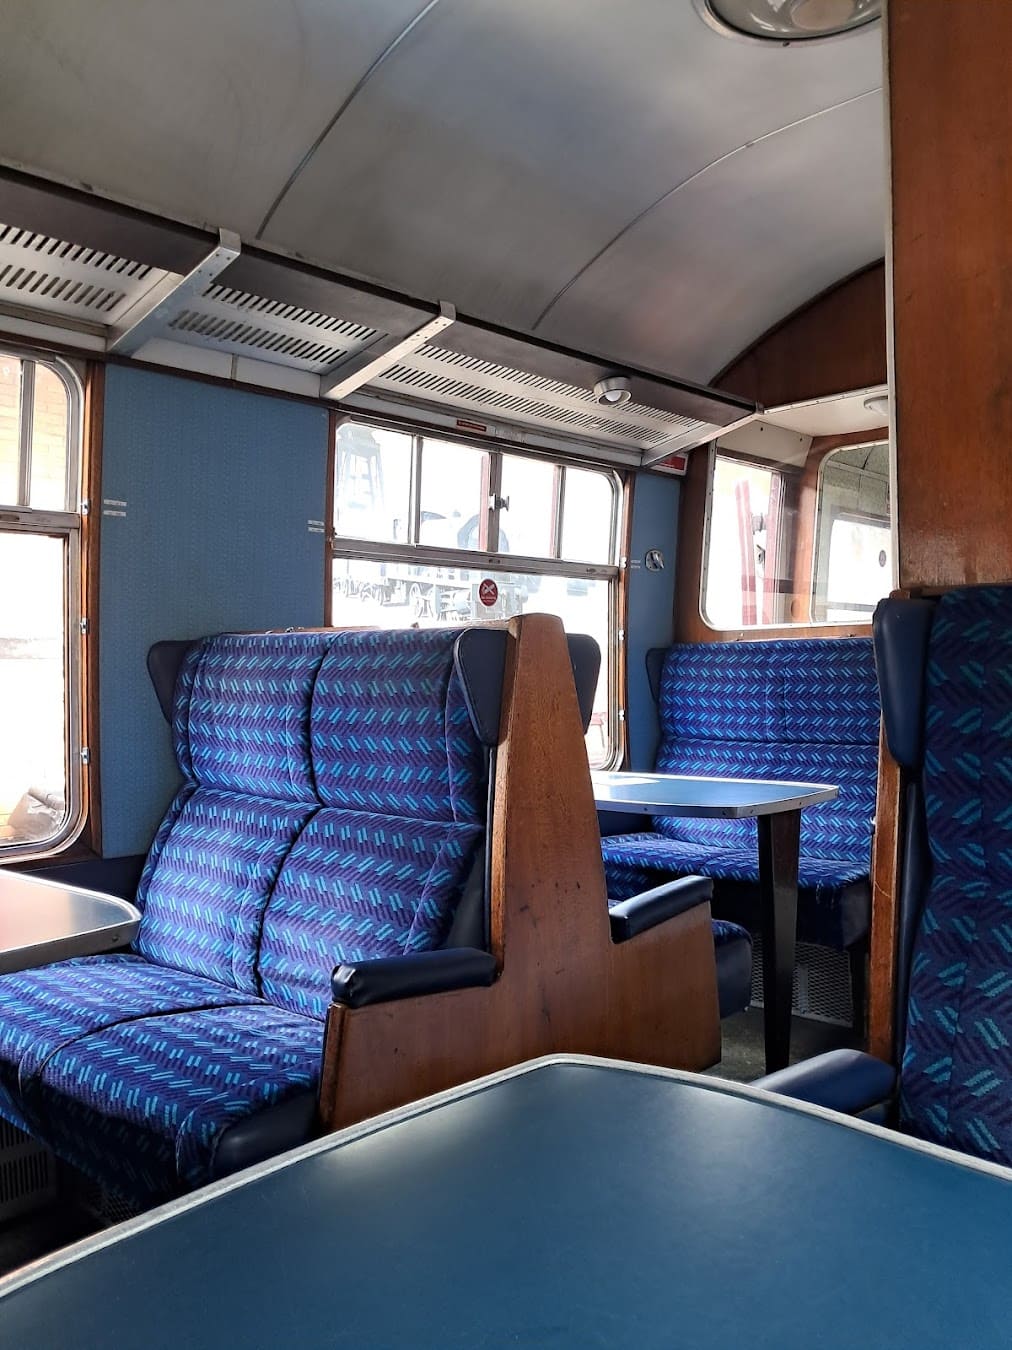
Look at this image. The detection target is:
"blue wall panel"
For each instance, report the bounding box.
[99,366,329,856]
[625,471,680,770]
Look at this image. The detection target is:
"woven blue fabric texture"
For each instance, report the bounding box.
[604,639,879,948]
[0,627,491,1203]
[310,630,485,823]
[174,633,330,802]
[259,809,482,1019]
[899,587,1012,1165]
[135,788,315,990]
[0,954,254,1093]
[26,1004,322,1205]
[712,918,751,949]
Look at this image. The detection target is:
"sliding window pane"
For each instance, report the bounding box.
[419,440,488,551]
[334,423,412,544]
[499,455,556,557]
[0,355,21,506]
[0,532,67,848]
[29,364,70,511]
[561,468,614,564]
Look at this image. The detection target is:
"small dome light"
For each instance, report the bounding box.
[594,376,632,407]
[699,0,880,42]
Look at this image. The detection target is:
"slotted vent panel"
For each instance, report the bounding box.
[0,224,161,323]
[371,344,712,452]
[166,287,380,373]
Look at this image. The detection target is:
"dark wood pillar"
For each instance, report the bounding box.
[890,0,1012,591]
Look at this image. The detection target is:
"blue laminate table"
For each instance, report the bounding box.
[2,1055,1011,1349]
[592,771,839,1071]
[0,871,139,975]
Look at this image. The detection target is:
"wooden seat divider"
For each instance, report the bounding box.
[318,612,721,1132]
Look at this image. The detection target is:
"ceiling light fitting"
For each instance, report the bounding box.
[593,376,632,407]
[699,0,880,43]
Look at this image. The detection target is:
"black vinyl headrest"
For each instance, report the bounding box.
[454,628,601,746]
[646,647,666,704]
[147,639,200,723]
[149,627,602,744]
[872,596,936,769]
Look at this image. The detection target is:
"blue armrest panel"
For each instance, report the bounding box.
[608,876,712,943]
[754,1048,897,1115]
[332,948,498,1008]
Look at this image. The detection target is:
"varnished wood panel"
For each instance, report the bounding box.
[319,612,720,1132]
[868,724,902,1060]
[715,263,886,408]
[890,0,1012,590]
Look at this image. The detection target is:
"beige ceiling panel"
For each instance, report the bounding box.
[537,94,886,382]
[261,0,881,332]
[0,0,424,235]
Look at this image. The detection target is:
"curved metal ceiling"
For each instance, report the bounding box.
[0,0,884,381]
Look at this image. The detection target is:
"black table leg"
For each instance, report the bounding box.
[757,809,801,1073]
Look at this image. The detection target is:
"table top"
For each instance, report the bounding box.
[0,871,139,975]
[592,769,838,818]
[4,1055,1012,1349]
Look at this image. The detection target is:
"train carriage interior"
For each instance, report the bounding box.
[0,0,1009,1332]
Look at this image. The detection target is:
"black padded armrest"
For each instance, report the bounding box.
[332,948,498,1009]
[754,1048,897,1116]
[608,875,712,943]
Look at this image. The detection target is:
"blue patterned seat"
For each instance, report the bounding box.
[758,587,1012,1170]
[0,629,490,1206]
[602,639,880,949]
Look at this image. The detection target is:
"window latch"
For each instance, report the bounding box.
[489,494,510,512]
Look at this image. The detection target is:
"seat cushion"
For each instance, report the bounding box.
[0,953,257,1135]
[899,586,1012,1165]
[22,1003,323,1206]
[602,836,737,901]
[258,808,483,1020]
[135,787,316,992]
[712,919,753,1020]
[309,629,486,824]
[173,632,330,800]
[603,833,870,949]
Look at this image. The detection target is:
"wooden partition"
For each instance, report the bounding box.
[318,612,720,1131]
[890,0,1012,593]
[865,0,1012,1053]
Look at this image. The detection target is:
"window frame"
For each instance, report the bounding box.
[327,412,624,768]
[810,438,891,623]
[699,440,892,635]
[0,346,86,860]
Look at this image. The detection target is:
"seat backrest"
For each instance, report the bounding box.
[137,624,600,1021]
[135,632,331,993]
[135,629,491,1017]
[257,630,488,1019]
[652,639,880,859]
[878,586,1012,1165]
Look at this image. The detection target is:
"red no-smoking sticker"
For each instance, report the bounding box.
[478,578,498,607]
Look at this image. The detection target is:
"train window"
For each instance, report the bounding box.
[703,454,782,628]
[811,441,891,621]
[0,350,83,857]
[418,440,490,551]
[702,439,892,629]
[330,420,621,767]
[333,424,412,545]
[499,455,557,558]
